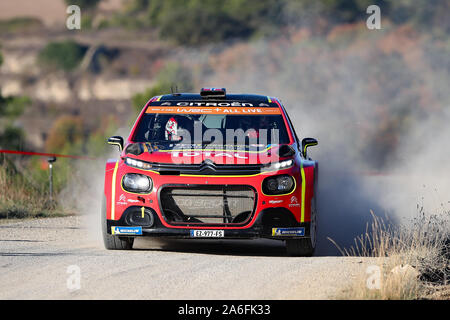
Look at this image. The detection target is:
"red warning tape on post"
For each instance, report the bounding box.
[0,149,97,160]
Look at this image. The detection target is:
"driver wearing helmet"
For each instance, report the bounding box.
[165,115,193,141]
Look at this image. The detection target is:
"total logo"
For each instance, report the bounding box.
[289,196,300,208]
[172,151,248,159]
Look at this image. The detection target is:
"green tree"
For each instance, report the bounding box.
[0,95,30,118]
[0,126,25,150]
[38,40,87,71]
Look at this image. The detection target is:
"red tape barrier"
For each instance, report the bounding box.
[0,149,97,160]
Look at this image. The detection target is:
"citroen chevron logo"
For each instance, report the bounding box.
[200,159,216,172]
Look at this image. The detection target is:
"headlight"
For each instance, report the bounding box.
[262,174,295,195]
[263,159,294,171]
[273,159,294,169]
[125,157,153,170]
[122,173,153,193]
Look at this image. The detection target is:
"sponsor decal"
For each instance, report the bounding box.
[127,199,140,203]
[172,151,248,159]
[146,106,281,115]
[269,200,283,204]
[176,102,253,107]
[111,226,142,235]
[116,194,127,205]
[272,227,305,237]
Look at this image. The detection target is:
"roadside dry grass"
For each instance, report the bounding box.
[0,163,69,219]
[330,211,449,300]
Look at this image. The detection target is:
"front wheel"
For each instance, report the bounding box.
[286,199,317,256]
[101,197,134,250]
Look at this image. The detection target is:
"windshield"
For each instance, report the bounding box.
[132,113,290,149]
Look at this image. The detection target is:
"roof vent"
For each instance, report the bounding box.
[200,87,226,98]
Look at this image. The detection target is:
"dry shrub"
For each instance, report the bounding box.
[330,211,449,299]
[0,162,67,219]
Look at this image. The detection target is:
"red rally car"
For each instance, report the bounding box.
[102,88,318,256]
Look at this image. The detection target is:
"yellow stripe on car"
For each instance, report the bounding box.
[300,161,306,223]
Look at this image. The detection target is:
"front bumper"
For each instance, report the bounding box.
[107,206,311,240]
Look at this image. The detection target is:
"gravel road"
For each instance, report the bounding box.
[0,216,373,299]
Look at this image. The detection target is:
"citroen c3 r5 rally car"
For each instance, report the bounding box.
[102,88,318,256]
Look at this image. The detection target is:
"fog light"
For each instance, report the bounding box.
[125,208,154,227]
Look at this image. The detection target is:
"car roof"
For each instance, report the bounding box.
[160,93,277,103]
[147,93,283,110]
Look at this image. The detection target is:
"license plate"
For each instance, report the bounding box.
[190,230,224,238]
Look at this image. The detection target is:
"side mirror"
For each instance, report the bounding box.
[301,137,318,158]
[108,136,124,152]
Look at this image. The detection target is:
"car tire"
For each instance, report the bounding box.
[286,199,317,257]
[102,196,134,250]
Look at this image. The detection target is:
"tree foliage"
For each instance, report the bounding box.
[0,96,30,119]
[119,0,448,45]
[38,40,88,71]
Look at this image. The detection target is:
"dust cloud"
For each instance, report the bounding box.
[201,33,450,255]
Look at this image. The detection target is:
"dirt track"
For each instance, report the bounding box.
[0,216,373,299]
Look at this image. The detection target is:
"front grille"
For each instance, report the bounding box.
[151,162,264,176]
[159,185,256,226]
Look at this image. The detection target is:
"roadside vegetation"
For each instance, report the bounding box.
[331,211,449,299]
[0,46,119,219]
[0,49,57,219]
[0,158,68,219]
[0,114,117,220]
